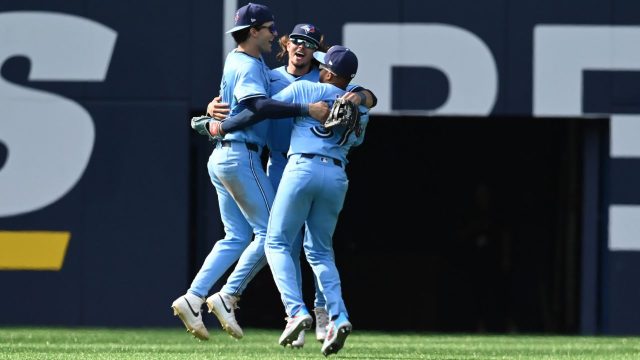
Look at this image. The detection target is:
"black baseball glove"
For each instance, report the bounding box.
[323,98,362,136]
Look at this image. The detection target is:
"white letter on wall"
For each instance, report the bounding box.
[534,25,640,117]
[343,23,497,116]
[535,25,640,251]
[0,12,117,216]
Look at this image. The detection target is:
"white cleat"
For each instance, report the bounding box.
[314,307,329,342]
[321,313,352,357]
[290,330,305,349]
[279,312,313,347]
[206,292,243,339]
[171,293,209,340]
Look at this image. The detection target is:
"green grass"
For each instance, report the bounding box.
[1,327,639,359]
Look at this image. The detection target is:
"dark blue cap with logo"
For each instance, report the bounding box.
[289,24,322,48]
[226,2,275,34]
[312,45,358,79]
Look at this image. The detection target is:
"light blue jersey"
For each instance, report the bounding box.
[267,66,320,154]
[219,49,271,147]
[272,80,369,164]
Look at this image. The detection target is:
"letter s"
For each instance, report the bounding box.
[0,12,117,217]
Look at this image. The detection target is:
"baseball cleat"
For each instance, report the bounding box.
[290,330,305,349]
[279,311,313,347]
[321,313,352,357]
[206,292,243,339]
[171,293,209,340]
[314,307,329,342]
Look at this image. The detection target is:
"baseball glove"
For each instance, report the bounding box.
[191,115,225,141]
[324,98,362,136]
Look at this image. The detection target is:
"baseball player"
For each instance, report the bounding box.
[205,25,376,347]
[170,2,328,342]
[207,23,330,348]
[265,45,367,357]
[208,45,369,356]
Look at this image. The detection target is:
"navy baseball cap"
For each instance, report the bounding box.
[313,45,358,79]
[289,24,322,48]
[226,3,275,34]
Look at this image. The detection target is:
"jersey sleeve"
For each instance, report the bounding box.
[346,84,364,92]
[273,80,330,104]
[234,64,268,102]
[272,83,297,103]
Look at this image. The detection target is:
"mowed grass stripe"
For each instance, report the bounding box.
[1,328,639,359]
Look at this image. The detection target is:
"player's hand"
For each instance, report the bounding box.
[341,91,368,107]
[208,119,225,138]
[206,96,230,120]
[341,92,362,105]
[308,101,330,124]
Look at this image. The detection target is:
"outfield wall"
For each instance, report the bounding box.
[1,0,639,334]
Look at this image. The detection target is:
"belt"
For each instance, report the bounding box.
[300,153,342,167]
[220,140,259,152]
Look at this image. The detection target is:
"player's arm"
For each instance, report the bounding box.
[352,106,369,147]
[246,96,309,119]
[215,96,327,135]
[206,93,331,121]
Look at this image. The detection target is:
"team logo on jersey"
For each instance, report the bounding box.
[300,24,315,34]
[311,126,333,138]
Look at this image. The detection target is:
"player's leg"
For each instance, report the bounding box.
[304,164,351,356]
[304,165,348,320]
[219,145,277,296]
[265,157,315,346]
[288,226,308,348]
[208,142,276,338]
[189,148,255,296]
[289,225,327,344]
[266,151,287,190]
[289,229,305,300]
[171,148,253,340]
[313,289,329,342]
[308,229,328,342]
[267,151,307,348]
[269,152,309,304]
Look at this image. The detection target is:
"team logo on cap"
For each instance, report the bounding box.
[234,12,240,24]
[300,24,315,34]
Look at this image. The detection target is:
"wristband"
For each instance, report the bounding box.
[217,120,226,136]
[300,103,310,116]
[357,91,367,105]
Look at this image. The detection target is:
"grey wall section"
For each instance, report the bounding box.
[0,103,191,326]
[1,0,640,333]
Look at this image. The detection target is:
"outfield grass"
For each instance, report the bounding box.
[1,327,639,359]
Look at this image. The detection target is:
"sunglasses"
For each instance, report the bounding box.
[257,23,277,35]
[290,37,318,50]
[319,64,336,75]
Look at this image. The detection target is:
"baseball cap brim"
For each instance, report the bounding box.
[312,51,326,64]
[226,24,252,34]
